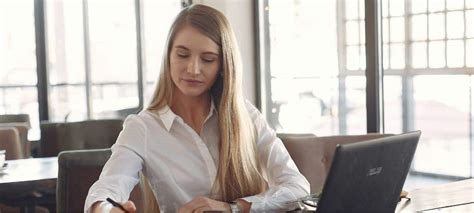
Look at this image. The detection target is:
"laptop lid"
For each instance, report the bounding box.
[316,131,421,213]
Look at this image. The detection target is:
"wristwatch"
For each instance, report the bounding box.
[229,201,241,213]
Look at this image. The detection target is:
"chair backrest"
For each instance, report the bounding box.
[278,133,392,193]
[0,127,23,160]
[0,114,31,128]
[0,123,30,158]
[57,149,143,212]
[40,119,123,157]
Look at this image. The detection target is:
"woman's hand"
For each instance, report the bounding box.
[177,196,231,213]
[110,201,136,213]
[91,200,137,213]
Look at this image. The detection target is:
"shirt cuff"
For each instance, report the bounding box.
[241,195,265,212]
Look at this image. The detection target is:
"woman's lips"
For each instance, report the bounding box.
[182,78,204,84]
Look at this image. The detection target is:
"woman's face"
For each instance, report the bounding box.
[169,25,221,99]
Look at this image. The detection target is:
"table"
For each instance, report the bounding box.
[396,178,474,212]
[0,157,58,213]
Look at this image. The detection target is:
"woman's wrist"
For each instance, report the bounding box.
[234,199,251,213]
[90,201,113,213]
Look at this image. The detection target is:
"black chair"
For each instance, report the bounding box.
[57,149,143,212]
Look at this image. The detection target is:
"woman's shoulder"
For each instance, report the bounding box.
[244,99,264,121]
[122,110,157,128]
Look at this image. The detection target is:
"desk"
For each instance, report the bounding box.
[0,157,57,213]
[396,178,474,212]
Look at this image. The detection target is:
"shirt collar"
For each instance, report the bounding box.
[156,98,217,132]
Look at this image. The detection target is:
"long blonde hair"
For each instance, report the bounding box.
[145,4,266,205]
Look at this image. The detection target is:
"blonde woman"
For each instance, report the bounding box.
[85,4,309,213]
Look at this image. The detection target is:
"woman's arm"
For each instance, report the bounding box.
[84,115,147,212]
[240,102,310,212]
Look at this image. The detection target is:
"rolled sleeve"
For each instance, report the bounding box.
[84,115,147,212]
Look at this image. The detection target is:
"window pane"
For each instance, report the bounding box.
[46,0,85,85]
[411,42,428,68]
[383,76,402,133]
[390,43,405,69]
[382,0,389,17]
[467,10,474,38]
[360,45,366,70]
[413,75,470,177]
[345,21,360,45]
[0,2,37,86]
[264,0,364,136]
[411,0,427,14]
[446,0,464,10]
[383,18,389,42]
[46,0,87,122]
[429,13,445,40]
[383,44,390,69]
[345,0,359,19]
[359,20,365,44]
[0,0,39,139]
[428,0,445,12]
[143,0,181,103]
[345,76,366,134]
[92,84,138,117]
[468,0,474,9]
[359,0,364,19]
[87,0,139,116]
[49,85,87,122]
[346,46,360,70]
[276,78,339,135]
[411,14,427,41]
[389,0,405,16]
[390,17,405,42]
[467,39,474,67]
[447,40,464,68]
[447,11,464,39]
[429,41,446,68]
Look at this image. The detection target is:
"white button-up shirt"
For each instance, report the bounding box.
[85,101,310,212]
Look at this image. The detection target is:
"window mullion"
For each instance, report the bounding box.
[82,0,92,119]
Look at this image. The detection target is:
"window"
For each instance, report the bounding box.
[45,0,181,122]
[142,0,181,104]
[1,0,181,142]
[0,0,40,139]
[258,0,474,179]
[257,0,366,135]
[380,0,474,178]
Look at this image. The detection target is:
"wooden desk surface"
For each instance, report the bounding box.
[0,157,57,185]
[397,178,474,212]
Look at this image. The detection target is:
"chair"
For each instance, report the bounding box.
[57,149,143,212]
[0,114,31,158]
[0,127,51,213]
[0,114,31,127]
[40,119,123,157]
[0,127,23,160]
[279,133,392,193]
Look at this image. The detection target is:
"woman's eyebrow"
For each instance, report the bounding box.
[202,52,219,56]
[175,45,189,50]
[175,45,219,56]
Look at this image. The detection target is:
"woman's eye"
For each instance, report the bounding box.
[177,53,188,58]
[202,57,215,63]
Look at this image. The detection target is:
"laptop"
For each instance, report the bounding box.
[315,131,421,212]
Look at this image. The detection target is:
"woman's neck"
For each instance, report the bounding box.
[170,92,211,134]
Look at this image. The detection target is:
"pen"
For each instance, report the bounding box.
[106,197,127,212]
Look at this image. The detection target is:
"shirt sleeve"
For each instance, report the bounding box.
[84,115,147,212]
[241,102,310,212]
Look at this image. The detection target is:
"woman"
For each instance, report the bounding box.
[85,4,309,213]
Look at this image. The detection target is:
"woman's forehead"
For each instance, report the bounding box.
[172,25,220,54]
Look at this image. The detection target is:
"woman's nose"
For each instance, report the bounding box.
[187,57,201,75]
